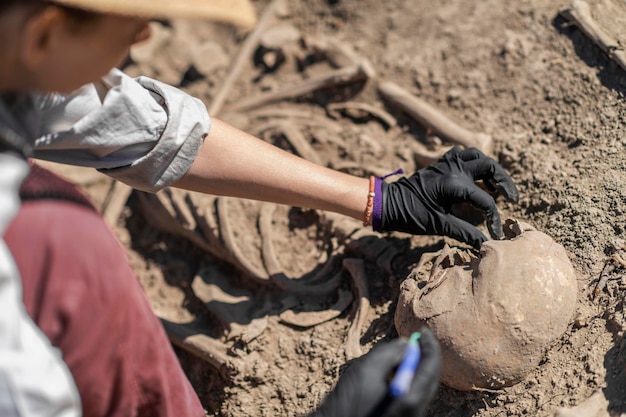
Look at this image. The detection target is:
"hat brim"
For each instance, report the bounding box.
[52,0,257,29]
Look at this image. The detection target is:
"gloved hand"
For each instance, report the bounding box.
[377,146,519,248]
[308,328,441,417]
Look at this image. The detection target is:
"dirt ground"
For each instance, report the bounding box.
[50,0,626,415]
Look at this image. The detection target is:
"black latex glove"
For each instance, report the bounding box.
[380,146,519,248]
[308,328,441,417]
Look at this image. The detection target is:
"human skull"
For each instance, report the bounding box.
[395,220,578,390]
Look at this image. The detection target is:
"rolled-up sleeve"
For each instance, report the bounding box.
[32,69,211,192]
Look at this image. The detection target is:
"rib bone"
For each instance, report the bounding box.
[343,258,370,359]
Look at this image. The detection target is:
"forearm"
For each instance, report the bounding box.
[174,118,370,220]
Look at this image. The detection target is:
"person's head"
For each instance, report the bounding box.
[0,0,255,93]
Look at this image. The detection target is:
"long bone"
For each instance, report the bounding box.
[230,61,375,112]
[163,317,271,381]
[377,80,493,155]
[208,0,286,116]
[559,0,626,72]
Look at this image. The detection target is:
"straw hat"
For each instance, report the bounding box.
[51,0,257,28]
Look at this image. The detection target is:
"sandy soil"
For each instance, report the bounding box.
[53,0,626,415]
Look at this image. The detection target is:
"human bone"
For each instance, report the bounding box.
[395,220,578,390]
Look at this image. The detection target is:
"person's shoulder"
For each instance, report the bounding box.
[21,198,104,235]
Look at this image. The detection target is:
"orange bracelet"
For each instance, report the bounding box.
[362,175,376,226]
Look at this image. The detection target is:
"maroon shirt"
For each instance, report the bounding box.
[5,164,204,417]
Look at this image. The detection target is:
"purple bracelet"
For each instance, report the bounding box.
[371,168,404,231]
[371,177,383,231]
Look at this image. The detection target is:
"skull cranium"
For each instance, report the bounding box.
[395,220,578,390]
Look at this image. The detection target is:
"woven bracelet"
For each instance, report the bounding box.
[362,175,376,226]
[366,168,405,230]
[371,177,383,230]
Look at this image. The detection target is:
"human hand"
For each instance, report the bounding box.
[377,146,519,248]
[308,328,441,417]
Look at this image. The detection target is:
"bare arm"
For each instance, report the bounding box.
[173,118,370,221]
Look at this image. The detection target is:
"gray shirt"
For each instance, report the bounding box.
[7,68,212,192]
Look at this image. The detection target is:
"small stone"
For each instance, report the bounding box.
[260,24,301,49]
[573,314,589,329]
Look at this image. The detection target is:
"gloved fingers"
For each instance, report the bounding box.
[439,214,489,248]
[455,183,503,239]
[442,145,464,160]
[408,328,441,394]
[485,177,520,203]
[359,339,408,375]
[414,329,441,371]
[443,146,519,204]
[439,180,503,241]
[385,328,441,417]
[455,146,485,161]
[461,157,519,203]
[404,329,441,405]
[310,340,409,417]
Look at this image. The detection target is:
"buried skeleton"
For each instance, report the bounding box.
[395,219,578,391]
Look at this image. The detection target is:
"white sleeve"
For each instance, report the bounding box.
[31,69,212,192]
[0,154,81,417]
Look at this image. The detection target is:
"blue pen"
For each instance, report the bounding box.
[389,332,422,398]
